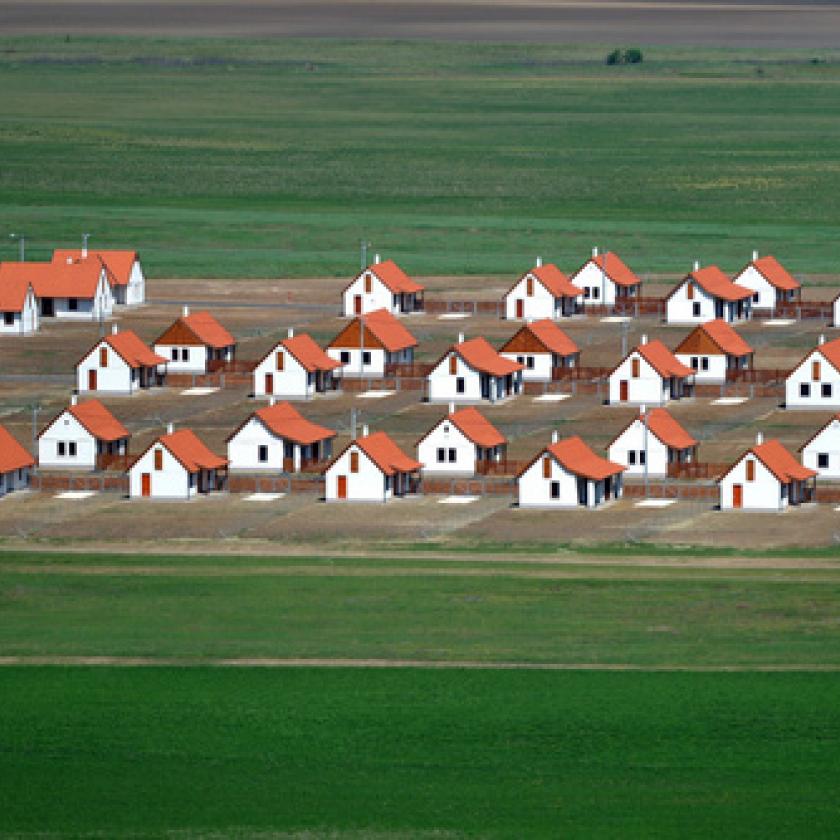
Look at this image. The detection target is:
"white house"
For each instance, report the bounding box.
[38,396,130,471]
[568,248,642,308]
[0,275,39,335]
[154,307,236,374]
[128,425,227,499]
[608,336,694,405]
[227,400,336,473]
[800,415,840,479]
[325,427,422,502]
[502,260,583,320]
[53,247,145,306]
[718,433,816,511]
[416,405,507,475]
[732,252,800,313]
[674,319,754,383]
[785,336,840,409]
[341,256,424,317]
[76,326,167,394]
[832,293,840,329]
[0,424,34,497]
[665,264,752,324]
[253,329,341,398]
[327,308,418,378]
[607,406,697,477]
[427,335,524,403]
[517,433,625,508]
[499,319,580,382]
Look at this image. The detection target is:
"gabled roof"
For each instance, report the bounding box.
[103,330,167,369]
[675,319,753,358]
[454,337,524,377]
[634,340,694,379]
[41,399,130,443]
[572,252,641,288]
[53,250,139,288]
[0,274,34,313]
[0,424,34,473]
[719,439,816,484]
[747,255,800,292]
[351,260,424,295]
[519,435,624,481]
[277,333,341,373]
[0,258,111,299]
[329,308,418,353]
[508,264,583,300]
[672,266,752,303]
[812,337,840,376]
[149,429,228,473]
[798,414,840,453]
[448,407,506,448]
[357,431,423,476]
[231,401,336,446]
[608,408,697,451]
[155,311,235,349]
[501,319,579,357]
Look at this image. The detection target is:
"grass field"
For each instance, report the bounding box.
[2,666,840,837]
[3,37,840,277]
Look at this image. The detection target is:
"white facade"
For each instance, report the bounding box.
[608,420,672,477]
[518,454,622,508]
[254,347,310,398]
[327,345,413,378]
[342,272,396,317]
[834,297,840,328]
[503,274,579,320]
[42,271,114,321]
[428,352,522,404]
[227,416,332,473]
[0,467,29,496]
[719,455,787,511]
[0,287,39,335]
[128,443,221,500]
[675,352,729,384]
[38,412,100,470]
[76,341,162,394]
[417,419,497,475]
[732,264,778,311]
[154,343,211,374]
[118,260,145,306]
[785,350,840,409]
[499,350,575,383]
[666,279,750,325]
[572,262,621,307]
[802,418,840,479]
[325,444,391,502]
[609,353,672,406]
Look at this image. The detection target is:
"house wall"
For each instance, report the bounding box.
[0,467,29,496]
[785,351,840,409]
[607,420,671,476]
[76,343,134,393]
[608,353,667,405]
[125,260,145,306]
[253,348,311,397]
[38,412,98,469]
[427,352,483,402]
[518,455,587,507]
[719,454,784,510]
[572,262,617,306]
[732,265,776,310]
[666,280,717,324]
[0,290,39,335]
[325,444,387,501]
[154,343,210,374]
[503,275,558,320]
[327,346,388,378]
[834,298,840,327]
[500,350,553,382]
[802,420,840,479]
[342,273,396,317]
[417,420,476,474]
[675,352,728,383]
[128,444,192,499]
[47,272,114,321]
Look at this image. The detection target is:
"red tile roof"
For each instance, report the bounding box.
[817,337,840,374]
[750,439,815,483]
[366,260,424,294]
[642,408,697,450]
[529,264,584,299]
[181,311,235,349]
[449,407,506,448]
[252,402,336,445]
[330,308,418,353]
[579,252,641,288]
[685,266,752,302]
[67,399,130,442]
[548,435,625,480]
[526,319,579,356]
[281,333,341,372]
[0,258,110,299]
[456,337,523,377]
[0,424,34,473]
[694,319,753,357]
[53,250,139,288]
[160,429,227,472]
[750,255,800,292]
[358,431,422,475]
[105,330,167,369]
[637,340,694,379]
[0,273,33,312]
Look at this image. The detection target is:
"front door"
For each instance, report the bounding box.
[337,475,347,499]
[42,298,54,317]
[515,299,524,319]
[619,380,628,402]
[732,484,742,509]
[265,373,274,394]
[354,295,362,315]
[141,473,151,497]
[88,369,97,391]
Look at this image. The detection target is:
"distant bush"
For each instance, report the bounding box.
[606,48,643,66]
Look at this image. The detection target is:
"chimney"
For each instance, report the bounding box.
[752,250,759,262]
[71,394,78,406]
[756,431,764,446]
[819,334,826,345]
[536,256,543,268]
[457,332,464,344]
[81,239,88,259]
[551,430,559,444]
[111,323,118,335]
[693,260,700,272]
[449,401,455,416]
[166,422,174,435]
[640,334,648,345]
[66,256,73,265]
[592,246,598,257]
[287,327,294,339]
[640,404,646,418]
[182,305,190,317]
[361,424,369,438]
[374,253,381,264]
[269,397,276,407]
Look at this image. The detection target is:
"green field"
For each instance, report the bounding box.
[3,37,840,277]
[2,667,840,837]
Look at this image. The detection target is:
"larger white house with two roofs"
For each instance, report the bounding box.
[325,427,423,502]
[0,424,34,497]
[502,259,583,320]
[674,319,754,384]
[607,406,697,477]
[785,335,840,409]
[38,396,130,471]
[416,405,507,475]
[608,336,694,405]
[718,432,816,511]
[77,326,167,394]
[327,308,418,378]
[227,400,336,473]
[154,308,237,374]
[568,248,642,308]
[732,252,800,312]
[499,319,580,382]
[53,247,145,306]
[0,273,38,335]
[253,329,341,399]
[666,264,753,324]
[800,414,840,479]
[518,432,625,508]
[427,334,524,403]
[342,256,424,317]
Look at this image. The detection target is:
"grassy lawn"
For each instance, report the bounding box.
[3,38,840,277]
[2,551,840,664]
[1,666,839,837]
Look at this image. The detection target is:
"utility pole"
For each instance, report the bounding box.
[30,402,40,458]
[621,318,629,358]
[643,405,650,499]
[82,232,90,257]
[360,240,371,270]
[9,233,24,261]
[600,247,606,307]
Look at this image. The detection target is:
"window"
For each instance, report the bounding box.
[823,383,832,398]
[517,356,525,365]
[583,287,591,299]
[284,441,294,458]
[550,481,560,499]
[258,445,268,463]
[448,448,457,463]
[364,273,372,293]
[692,302,701,317]
[639,450,646,466]
[686,283,694,300]
[340,351,350,364]
[542,456,551,479]
[58,441,66,456]
[171,348,178,361]
[812,361,821,381]
[526,277,534,297]
[181,348,189,361]
[746,459,755,482]
[154,448,163,471]
[443,424,450,434]
[800,383,811,398]
[456,377,465,394]
[818,453,829,469]
[276,351,284,371]
[628,450,637,465]
[701,357,709,371]
[526,356,535,370]
[631,358,640,378]
[449,355,457,375]
[592,287,600,300]
[68,297,78,311]
[753,292,759,303]
[690,357,699,371]
[99,347,108,367]
[3,312,12,326]
[362,351,371,365]
[350,451,359,473]
[437,448,445,463]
